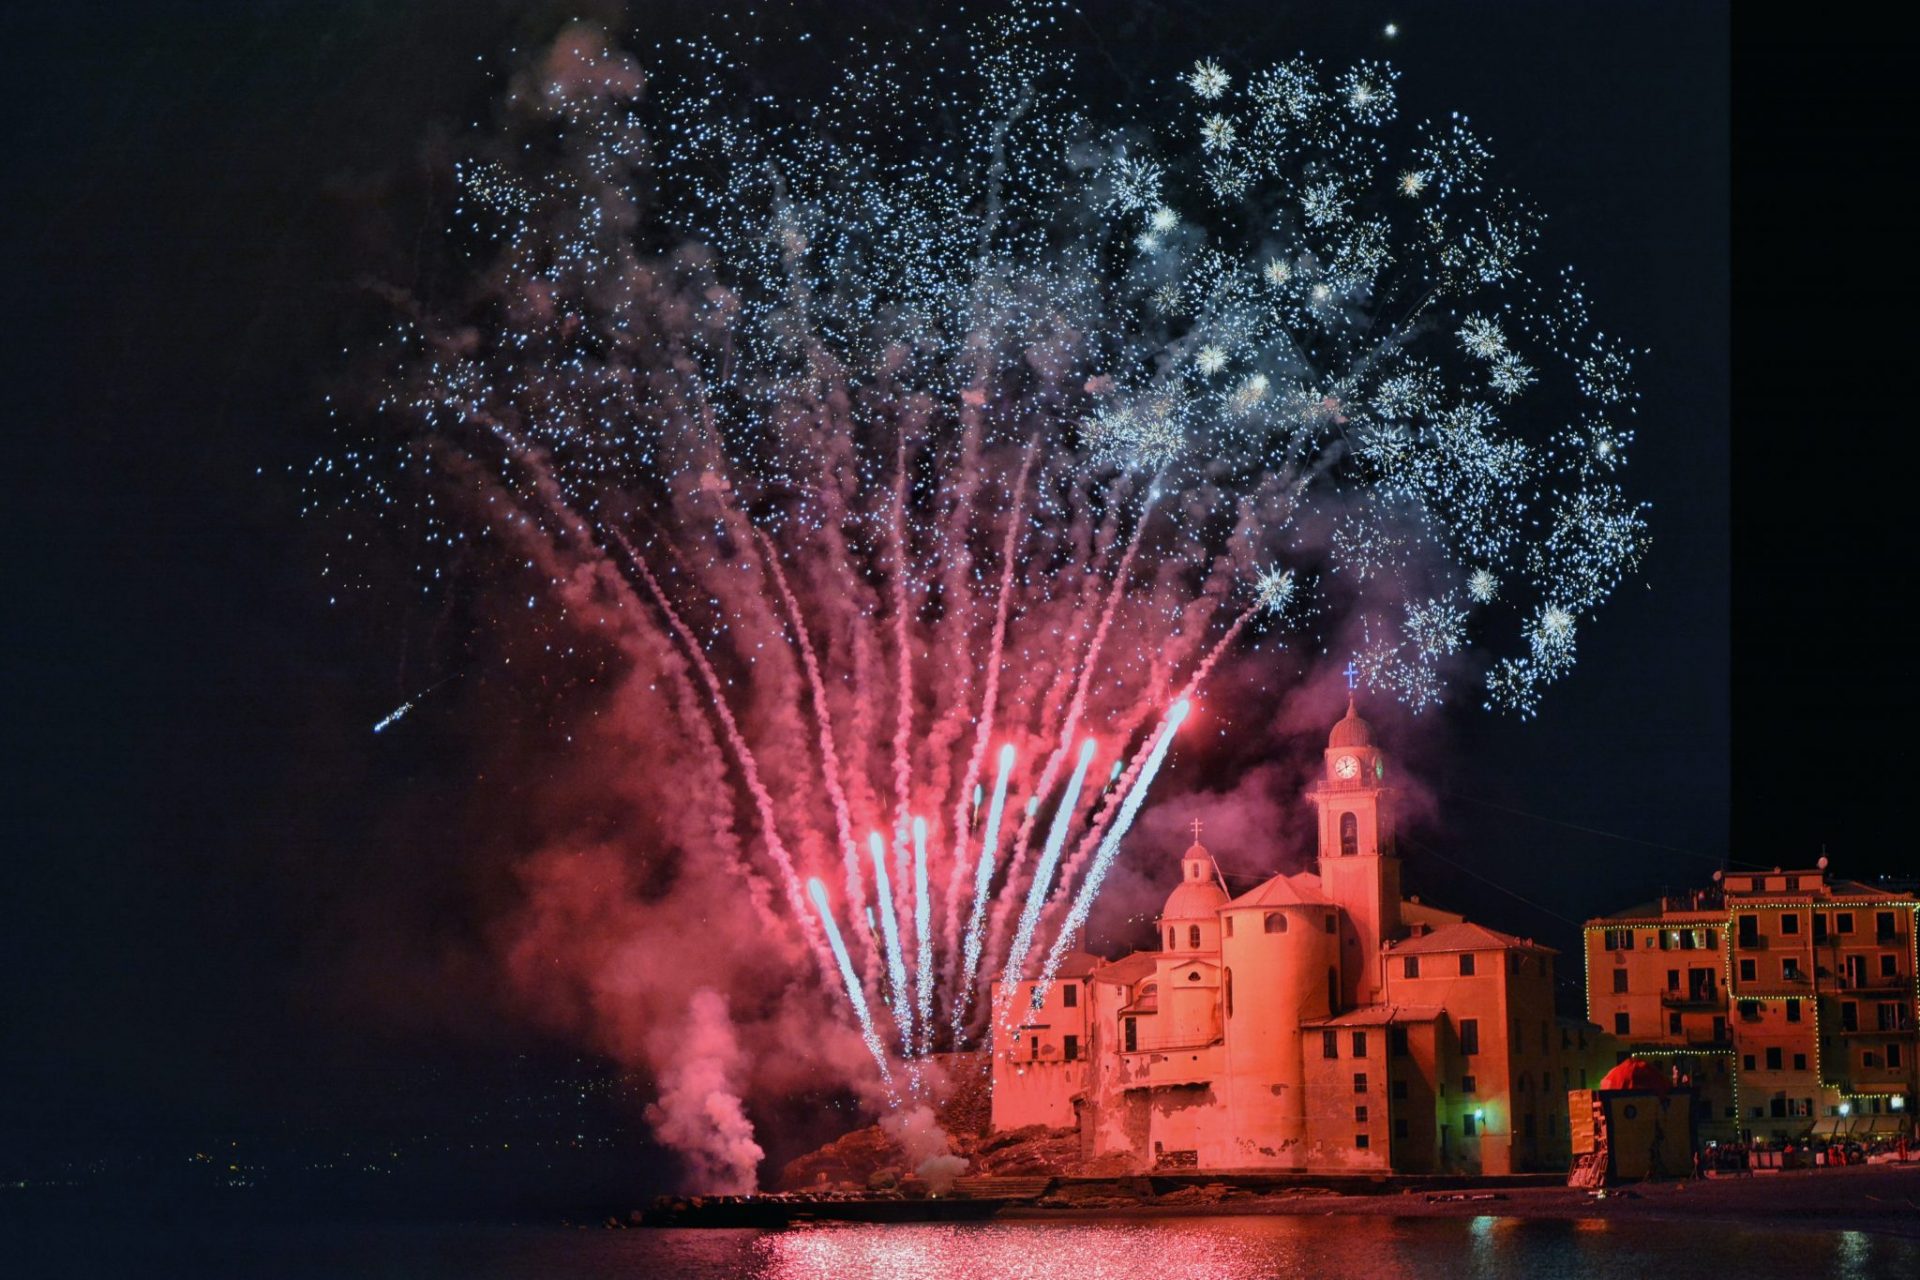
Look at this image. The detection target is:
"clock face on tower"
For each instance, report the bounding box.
[1334,754,1359,780]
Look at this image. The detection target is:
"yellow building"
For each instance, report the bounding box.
[990,699,1593,1174]
[1583,867,1918,1145]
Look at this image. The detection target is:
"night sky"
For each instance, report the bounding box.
[0,1,1878,1208]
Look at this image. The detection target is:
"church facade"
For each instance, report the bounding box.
[989,699,1610,1174]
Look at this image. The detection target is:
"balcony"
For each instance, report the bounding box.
[1662,990,1723,1010]
[1829,976,1912,995]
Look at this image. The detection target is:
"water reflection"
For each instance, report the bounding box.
[693,1217,1918,1280]
[20,1215,1920,1279]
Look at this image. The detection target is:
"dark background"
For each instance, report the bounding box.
[0,0,1876,1212]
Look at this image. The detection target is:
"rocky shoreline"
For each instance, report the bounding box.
[627,1163,1920,1237]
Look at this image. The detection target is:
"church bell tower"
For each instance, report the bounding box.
[1312,694,1401,1007]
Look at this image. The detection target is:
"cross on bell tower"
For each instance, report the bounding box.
[1190,817,1204,842]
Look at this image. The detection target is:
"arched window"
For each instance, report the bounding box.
[1340,812,1359,856]
[1225,967,1234,1018]
[1264,911,1288,934]
[1188,924,1202,949]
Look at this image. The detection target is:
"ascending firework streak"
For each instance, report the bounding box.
[995,738,1098,1031]
[868,831,911,1054]
[1020,699,1192,1031]
[952,743,1017,1041]
[807,877,896,1094]
[911,816,933,1058]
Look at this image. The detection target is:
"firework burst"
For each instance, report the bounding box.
[311,2,1648,1101]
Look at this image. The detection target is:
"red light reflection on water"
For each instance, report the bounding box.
[747,1218,1481,1280]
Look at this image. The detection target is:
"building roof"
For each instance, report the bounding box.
[1163,877,1230,920]
[1226,871,1327,909]
[1387,920,1556,956]
[1162,840,1230,919]
[1091,951,1156,986]
[1053,950,1101,979]
[1302,1004,1447,1029]
[1328,695,1373,749]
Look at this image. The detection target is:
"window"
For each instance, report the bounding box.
[1462,1075,1477,1095]
[1667,969,1681,991]
[1836,912,1855,935]
[1462,1114,1477,1137]
[1390,1027,1409,1057]
[1603,928,1634,951]
[1396,1119,1410,1139]
[1882,953,1899,978]
[1841,1002,1858,1032]
[1743,1054,1755,1071]
[1713,1016,1728,1042]
[1459,1018,1480,1056]
[1891,1043,1905,1069]
[1766,1047,1782,1070]
[1524,1114,1536,1138]
[1614,1012,1630,1035]
[1324,914,1337,934]
[1189,925,1202,949]
[1459,953,1477,977]
[1353,1072,1368,1094]
[1030,1037,1040,1060]
[1877,1002,1903,1031]
[1167,929,1176,950]
[1781,912,1800,936]
[1738,915,1759,947]
[1739,959,1757,982]
[1063,984,1078,1008]
[1355,1105,1369,1123]
[1225,968,1233,1019]
[1355,1133,1370,1149]
[1392,1079,1409,1099]
[1323,1030,1339,1059]
[1224,916,1233,938]
[1264,912,1287,934]
[1328,967,1340,1012]
[1340,812,1359,856]
[1877,912,1897,941]
[1785,876,1800,891]
[1793,1053,1806,1072]
[1403,956,1420,979]
[1352,1032,1368,1058]
[1782,957,1802,981]
[1786,999,1801,1023]
[1669,1012,1682,1035]
[1612,969,1629,994]
[1814,913,1829,943]
[1124,1018,1137,1052]
[1063,1035,1079,1062]
[1188,971,1202,982]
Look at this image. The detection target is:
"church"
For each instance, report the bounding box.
[989,698,1607,1174]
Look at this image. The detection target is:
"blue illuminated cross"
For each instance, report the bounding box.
[1343,659,1359,691]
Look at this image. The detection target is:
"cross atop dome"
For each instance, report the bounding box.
[1190,817,1204,842]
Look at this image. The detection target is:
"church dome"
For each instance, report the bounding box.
[1162,841,1229,920]
[1328,695,1373,748]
